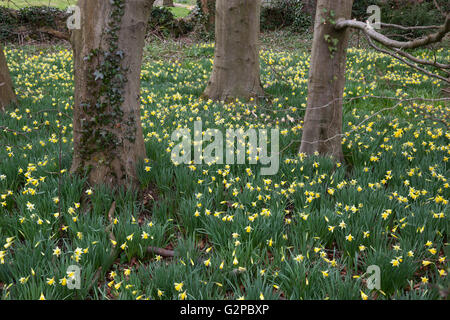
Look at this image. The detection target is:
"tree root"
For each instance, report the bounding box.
[86,201,175,296]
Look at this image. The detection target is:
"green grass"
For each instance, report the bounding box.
[176,0,195,5]
[167,6,191,18]
[0,34,448,300]
[1,0,192,15]
[0,0,192,18]
[0,0,190,18]
[0,0,77,9]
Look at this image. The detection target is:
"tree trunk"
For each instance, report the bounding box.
[203,0,264,101]
[199,0,216,33]
[299,0,353,162]
[304,0,317,24]
[71,0,154,189]
[163,0,174,7]
[0,44,16,112]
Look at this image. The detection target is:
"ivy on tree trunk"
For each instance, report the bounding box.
[71,0,155,189]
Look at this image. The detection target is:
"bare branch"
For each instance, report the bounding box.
[395,49,450,69]
[433,0,446,17]
[300,97,450,146]
[0,125,32,141]
[380,23,441,31]
[363,33,450,84]
[335,14,450,49]
[392,47,450,70]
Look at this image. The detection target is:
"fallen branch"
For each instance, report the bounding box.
[147,246,175,257]
[87,201,118,295]
[37,27,70,41]
[86,267,103,295]
[0,125,32,141]
[87,201,175,294]
[33,108,72,119]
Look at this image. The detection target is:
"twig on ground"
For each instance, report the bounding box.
[147,246,175,257]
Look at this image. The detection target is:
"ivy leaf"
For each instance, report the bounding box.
[93,70,104,81]
[116,50,124,59]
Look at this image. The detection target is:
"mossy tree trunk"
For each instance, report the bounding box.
[203,0,264,101]
[0,44,16,112]
[71,0,155,188]
[299,0,353,162]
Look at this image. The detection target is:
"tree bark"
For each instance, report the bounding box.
[71,0,154,189]
[304,0,317,23]
[203,0,264,101]
[163,0,174,7]
[0,44,16,112]
[299,0,353,162]
[199,0,216,33]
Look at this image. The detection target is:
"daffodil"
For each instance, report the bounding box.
[174,282,184,292]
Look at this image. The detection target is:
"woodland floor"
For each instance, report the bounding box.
[0,31,449,300]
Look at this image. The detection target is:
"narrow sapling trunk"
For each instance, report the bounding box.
[0,44,17,111]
